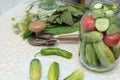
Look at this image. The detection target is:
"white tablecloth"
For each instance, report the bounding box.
[0,0,120,80]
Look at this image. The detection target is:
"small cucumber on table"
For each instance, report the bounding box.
[30,58,41,80]
[95,18,109,32]
[64,69,84,80]
[48,62,59,80]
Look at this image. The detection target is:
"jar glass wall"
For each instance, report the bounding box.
[79,0,120,72]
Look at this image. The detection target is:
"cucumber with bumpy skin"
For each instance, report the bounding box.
[64,69,84,80]
[30,58,41,80]
[48,62,59,80]
[95,18,109,32]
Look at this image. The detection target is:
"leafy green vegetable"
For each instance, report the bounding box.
[47,14,60,23]
[12,3,89,39]
[43,22,80,35]
[23,30,33,39]
[47,4,89,25]
[62,11,74,25]
[56,6,68,12]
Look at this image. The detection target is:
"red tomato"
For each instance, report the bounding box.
[103,34,120,46]
[81,15,96,32]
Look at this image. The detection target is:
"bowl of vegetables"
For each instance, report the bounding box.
[79,0,120,72]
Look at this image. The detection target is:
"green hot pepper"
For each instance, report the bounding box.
[38,48,72,59]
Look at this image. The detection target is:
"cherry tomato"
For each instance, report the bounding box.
[103,34,120,46]
[81,15,96,32]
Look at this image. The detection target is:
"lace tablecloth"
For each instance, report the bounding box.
[0,0,120,80]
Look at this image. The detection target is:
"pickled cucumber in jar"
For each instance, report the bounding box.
[79,0,120,72]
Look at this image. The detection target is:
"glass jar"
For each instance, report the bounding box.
[39,0,60,10]
[60,0,85,4]
[79,0,120,72]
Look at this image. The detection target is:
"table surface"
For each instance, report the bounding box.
[0,0,120,80]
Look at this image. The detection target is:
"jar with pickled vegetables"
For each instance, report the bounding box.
[79,0,120,72]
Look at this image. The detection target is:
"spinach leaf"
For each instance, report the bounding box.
[42,21,80,35]
[62,11,74,25]
[47,15,60,23]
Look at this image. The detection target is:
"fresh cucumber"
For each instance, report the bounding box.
[48,62,59,80]
[85,43,99,66]
[30,58,41,80]
[93,41,115,67]
[95,18,109,32]
[64,69,84,80]
[93,3,103,9]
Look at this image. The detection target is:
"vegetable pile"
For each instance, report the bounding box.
[80,2,120,71]
[43,3,89,35]
[12,3,89,39]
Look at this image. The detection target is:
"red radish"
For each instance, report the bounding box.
[81,15,96,32]
[103,34,120,46]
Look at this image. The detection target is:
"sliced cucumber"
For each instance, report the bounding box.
[103,6,108,12]
[92,9,105,18]
[105,10,114,17]
[111,3,117,10]
[95,18,109,32]
[93,3,103,9]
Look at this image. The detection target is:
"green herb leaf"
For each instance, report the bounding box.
[23,30,33,39]
[42,21,80,35]
[62,11,74,25]
[47,15,60,23]
[56,6,68,12]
